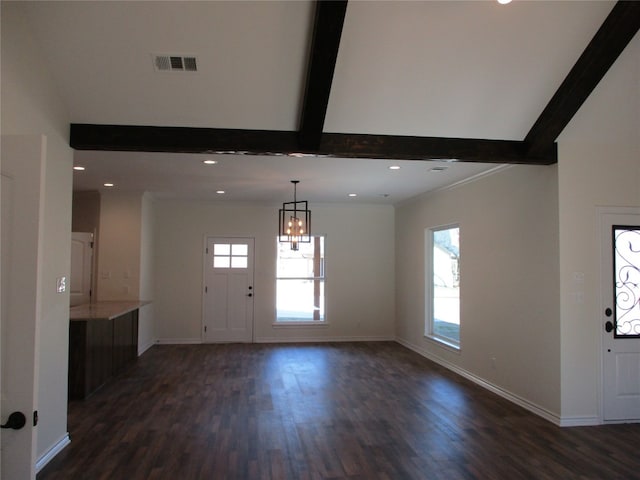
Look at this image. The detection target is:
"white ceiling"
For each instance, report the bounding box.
[21,0,615,204]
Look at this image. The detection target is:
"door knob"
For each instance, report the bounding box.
[1,412,26,430]
[605,321,614,333]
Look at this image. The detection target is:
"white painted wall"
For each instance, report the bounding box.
[556,32,640,424]
[96,191,143,301]
[138,193,156,354]
[1,2,73,468]
[153,200,395,343]
[395,165,561,419]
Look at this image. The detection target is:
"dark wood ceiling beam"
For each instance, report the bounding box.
[70,123,556,164]
[524,1,640,157]
[297,0,348,150]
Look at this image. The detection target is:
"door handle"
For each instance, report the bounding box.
[1,412,26,430]
[605,321,614,333]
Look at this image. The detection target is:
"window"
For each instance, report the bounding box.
[213,243,248,269]
[276,236,325,322]
[426,225,460,348]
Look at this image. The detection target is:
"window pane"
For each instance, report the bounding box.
[232,244,248,256]
[276,279,324,321]
[277,237,324,278]
[213,256,230,268]
[613,227,640,337]
[431,226,460,345]
[276,236,325,321]
[214,244,230,255]
[231,257,248,269]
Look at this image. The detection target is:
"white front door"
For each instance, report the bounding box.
[203,237,254,343]
[1,135,45,479]
[70,232,94,306]
[601,209,640,421]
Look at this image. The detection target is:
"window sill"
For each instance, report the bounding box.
[425,334,461,353]
[273,321,329,328]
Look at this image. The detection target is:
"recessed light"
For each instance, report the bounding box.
[73,166,85,171]
[103,183,115,187]
[216,190,225,194]
[389,165,401,170]
[203,159,218,165]
[497,0,512,4]
[348,193,357,197]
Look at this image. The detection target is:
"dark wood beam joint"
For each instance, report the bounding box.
[71,124,557,165]
[525,1,640,157]
[297,1,348,150]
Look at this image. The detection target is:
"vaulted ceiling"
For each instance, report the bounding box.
[19,0,639,204]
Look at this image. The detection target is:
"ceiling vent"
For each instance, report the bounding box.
[153,54,198,72]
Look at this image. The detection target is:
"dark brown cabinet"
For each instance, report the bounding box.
[68,309,138,400]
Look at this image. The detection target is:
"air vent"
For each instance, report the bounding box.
[153,54,198,72]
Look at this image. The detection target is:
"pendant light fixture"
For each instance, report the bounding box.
[279,180,311,251]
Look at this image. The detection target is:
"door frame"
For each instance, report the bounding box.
[598,206,640,423]
[202,235,255,343]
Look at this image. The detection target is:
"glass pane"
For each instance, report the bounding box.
[231,257,248,269]
[232,244,248,256]
[613,227,640,337]
[432,227,460,344]
[213,256,230,268]
[214,244,230,255]
[277,237,324,278]
[276,279,324,321]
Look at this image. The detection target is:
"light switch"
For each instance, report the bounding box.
[56,276,66,293]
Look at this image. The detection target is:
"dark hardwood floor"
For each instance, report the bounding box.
[38,342,639,480]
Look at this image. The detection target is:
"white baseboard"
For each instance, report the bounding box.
[255,335,395,343]
[36,433,70,473]
[560,415,601,427]
[155,337,202,345]
[396,338,564,426]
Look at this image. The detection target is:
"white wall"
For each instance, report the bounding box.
[96,191,143,301]
[557,32,640,423]
[153,200,395,343]
[138,192,156,354]
[1,1,73,467]
[395,165,561,419]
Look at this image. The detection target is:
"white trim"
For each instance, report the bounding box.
[36,433,70,473]
[155,338,202,345]
[559,416,601,427]
[256,335,394,343]
[396,338,563,426]
[272,321,330,328]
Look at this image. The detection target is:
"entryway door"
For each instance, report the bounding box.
[1,135,45,479]
[601,209,640,421]
[203,237,254,343]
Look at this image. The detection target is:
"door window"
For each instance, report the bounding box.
[213,243,249,269]
[612,226,640,337]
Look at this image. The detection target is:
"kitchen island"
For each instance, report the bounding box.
[69,301,149,400]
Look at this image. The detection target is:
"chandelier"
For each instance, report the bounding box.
[278,180,311,251]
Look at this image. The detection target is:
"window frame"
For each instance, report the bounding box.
[274,235,327,326]
[425,224,461,350]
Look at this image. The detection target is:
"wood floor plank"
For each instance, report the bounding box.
[37,342,640,479]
